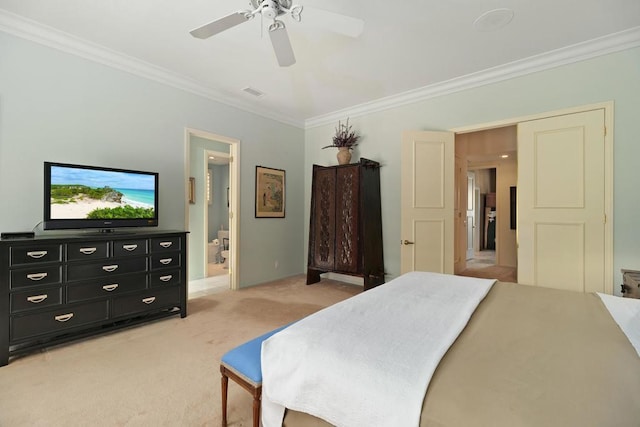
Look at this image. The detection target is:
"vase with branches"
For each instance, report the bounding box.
[322,118,360,164]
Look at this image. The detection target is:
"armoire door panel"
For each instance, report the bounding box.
[312,167,336,270]
[335,166,360,272]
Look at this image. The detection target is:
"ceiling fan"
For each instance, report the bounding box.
[189,0,364,67]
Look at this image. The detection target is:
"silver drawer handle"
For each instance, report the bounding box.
[102,284,119,292]
[159,275,173,282]
[142,296,156,304]
[27,250,48,259]
[159,241,173,248]
[79,247,97,255]
[26,272,48,281]
[159,258,172,265]
[123,244,138,251]
[102,265,119,272]
[27,294,48,303]
[54,313,74,322]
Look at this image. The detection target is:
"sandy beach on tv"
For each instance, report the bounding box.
[50,198,148,219]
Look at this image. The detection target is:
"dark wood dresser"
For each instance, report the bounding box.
[307,158,385,290]
[0,230,187,366]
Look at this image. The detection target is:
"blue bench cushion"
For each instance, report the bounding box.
[221,324,290,385]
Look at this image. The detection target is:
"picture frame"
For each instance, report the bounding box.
[255,166,285,218]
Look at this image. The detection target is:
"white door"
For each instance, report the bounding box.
[401,131,455,274]
[517,109,605,293]
[466,172,475,260]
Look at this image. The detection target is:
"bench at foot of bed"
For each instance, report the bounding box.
[220,325,289,427]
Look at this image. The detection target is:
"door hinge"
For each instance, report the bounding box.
[604,213,607,224]
[229,156,234,162]
[229,211,234,219]
[604,126,607,137]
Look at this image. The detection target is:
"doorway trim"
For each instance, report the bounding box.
[184,127,240,290]
[451,101,613,294]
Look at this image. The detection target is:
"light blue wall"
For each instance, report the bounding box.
[0,32,305,288]
[305,47,640,295]
[3,29,638,292]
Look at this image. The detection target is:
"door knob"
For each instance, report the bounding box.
[402,240,415,245]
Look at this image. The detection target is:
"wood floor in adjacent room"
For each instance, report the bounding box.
[458,250,517,283]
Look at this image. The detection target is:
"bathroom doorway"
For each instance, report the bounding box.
[185,128,239,295]
[206,152,230,281]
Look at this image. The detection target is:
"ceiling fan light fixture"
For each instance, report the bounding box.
[261,0,281,20]
[190,0,362,67]
[473,8,514,32]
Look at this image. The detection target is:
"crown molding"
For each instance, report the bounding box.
[305,26,640,129]
[0,9,305,129]
[1,9,638,132]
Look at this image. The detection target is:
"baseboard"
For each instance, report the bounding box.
[323,272,364,286]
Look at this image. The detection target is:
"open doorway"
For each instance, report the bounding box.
[457,126,517,283]
[467,168,497,267]
[205,152,230,283]
[185,128,240,297]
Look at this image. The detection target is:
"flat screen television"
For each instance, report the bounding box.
[43,161,159,231]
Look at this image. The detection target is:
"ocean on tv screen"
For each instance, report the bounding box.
[50,166,155,220]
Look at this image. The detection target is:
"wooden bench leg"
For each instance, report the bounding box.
[221,367,229,427]
[253,386,262,427]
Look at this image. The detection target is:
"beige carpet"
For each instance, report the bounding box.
[0,275,360,427]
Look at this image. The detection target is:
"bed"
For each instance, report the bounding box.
[261,272,640,427]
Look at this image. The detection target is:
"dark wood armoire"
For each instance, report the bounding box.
[307,158,385,290]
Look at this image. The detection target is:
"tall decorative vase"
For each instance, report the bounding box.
[337,147,352,165]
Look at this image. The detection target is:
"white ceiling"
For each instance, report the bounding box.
[1,0,639,128]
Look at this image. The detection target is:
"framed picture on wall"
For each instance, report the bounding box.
[255,166,285,218]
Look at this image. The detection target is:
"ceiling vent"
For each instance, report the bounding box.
[242,86,265,97]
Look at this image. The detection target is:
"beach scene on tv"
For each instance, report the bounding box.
[49,166,156,220]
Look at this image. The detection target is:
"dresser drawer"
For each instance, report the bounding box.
[151,237,181,253]
[10,265,63,289]
[10,244,62,266]
[150,253,181,270]
[66,241,109,261]
[150,269,181,287]
[67,257,148,281]
[11,300,109,341]
[67,272,148,303]
[111,286,180,318]
[113,239,148,257]
[10,287,63,313]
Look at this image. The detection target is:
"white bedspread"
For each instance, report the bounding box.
[597,293,640,357]
[261,271,496,427]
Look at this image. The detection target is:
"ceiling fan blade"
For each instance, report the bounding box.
[189,12,249,39]
[303,7,364,38]
[269,21,296,67]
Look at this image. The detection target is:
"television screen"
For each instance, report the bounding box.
[43,162,159,231]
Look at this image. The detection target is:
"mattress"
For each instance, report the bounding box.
[282,281,640,427]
